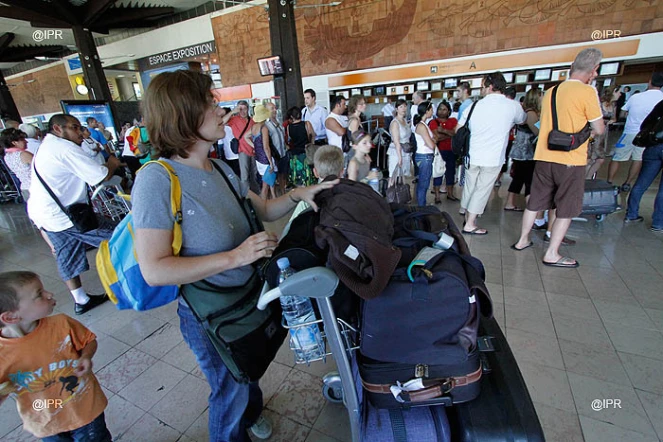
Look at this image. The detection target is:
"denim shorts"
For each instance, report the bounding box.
[45,222,114,281]
[41,412,111,442]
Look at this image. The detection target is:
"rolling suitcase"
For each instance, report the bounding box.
[363,401,452,442]
[447,316,545,442]
[581,179,618,222]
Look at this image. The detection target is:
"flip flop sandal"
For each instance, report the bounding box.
[447,195,460,202]
[511,241,533,251]
[462,227,488,235]
[504,207,524,212]
[542,257,579,268]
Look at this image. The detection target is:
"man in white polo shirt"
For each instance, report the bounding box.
[303,88,329,145]
[29,114,121,315]
[456,72,527,235]
[607,72,663,192]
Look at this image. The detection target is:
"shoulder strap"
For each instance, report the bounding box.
[551,85,560,131]
[32,162,76,215]
[209,160,257,234]
[238,118,251,139]
[388,409,408,442]
[465,100,478,124]
[139,160,183,255]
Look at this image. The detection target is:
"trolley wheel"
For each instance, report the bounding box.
[596,214,605,222]
[322,372,344,404]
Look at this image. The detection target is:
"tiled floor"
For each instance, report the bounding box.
[1,169,662,442]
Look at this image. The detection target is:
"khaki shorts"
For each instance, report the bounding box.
[527,161,585,219]
[612,132,645,161]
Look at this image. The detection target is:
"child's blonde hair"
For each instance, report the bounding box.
[0,271,39,317]
[313,145,344,179]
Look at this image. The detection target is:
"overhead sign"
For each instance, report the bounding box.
[138,41,216,70]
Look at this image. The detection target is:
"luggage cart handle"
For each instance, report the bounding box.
[257,267,339,310]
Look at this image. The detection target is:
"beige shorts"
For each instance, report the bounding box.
[612,132,645,161]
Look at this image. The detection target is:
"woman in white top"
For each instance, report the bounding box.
[347,94,366,133]
[413,101,436,206]
[388,99,413,177]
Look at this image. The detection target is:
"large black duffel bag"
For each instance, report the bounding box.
[359,209,492,409]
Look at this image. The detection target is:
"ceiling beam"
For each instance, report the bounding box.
[0,6,70,28]
[79,0,117,27]
[0,33,16,53]
[94,6,175,28]
[0,0,68,22]
[0,45,67,63]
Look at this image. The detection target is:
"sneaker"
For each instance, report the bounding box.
[543,234,576,246]
[532,222,548,231]
[624,216,644,224]
[250,415,273,440]
[74,294,109,315]
[494,180,502,187]
[651,226,663,233]
[620,183,631,193]
[459,208,466,215]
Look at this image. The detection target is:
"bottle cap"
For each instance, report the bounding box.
[277,257,290,270]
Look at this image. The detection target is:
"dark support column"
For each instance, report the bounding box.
[267,0,303,118]
[0,70,22,124]
[72,26,119,127]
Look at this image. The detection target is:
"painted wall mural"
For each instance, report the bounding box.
[212,0,663,87]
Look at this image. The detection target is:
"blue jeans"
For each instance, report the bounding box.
[626,144,663,229]
[414,153,434,206]
[42,412,111,442]
[178,299,263,442]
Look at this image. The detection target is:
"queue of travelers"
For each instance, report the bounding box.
[0,46,662,442]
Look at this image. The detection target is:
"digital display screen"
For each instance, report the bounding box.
[444,78,458,88]
[374,86,386,95]
[599,62,619,76]
[257,56,284,76]
[60,100,117,141]
[502,73,514,83]
[534,69,552,81]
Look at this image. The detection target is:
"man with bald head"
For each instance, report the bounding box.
[28,114,121,315]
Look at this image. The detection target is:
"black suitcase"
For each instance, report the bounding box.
[447,317,545,442]
[359,349,483,409]
[581,179,618,221]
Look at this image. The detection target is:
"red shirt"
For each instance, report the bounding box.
[227,115,255,156]
[428,118,458,151]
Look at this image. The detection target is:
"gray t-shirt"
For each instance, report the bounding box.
[132,158,254,286]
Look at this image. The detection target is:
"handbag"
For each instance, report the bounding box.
[386,165,411,204]
[33,164,99,233]
[180,160,286,384]
[230,118,251,155]
[452,101,477,159]
[432,148,446,178]
[547,84,592,152]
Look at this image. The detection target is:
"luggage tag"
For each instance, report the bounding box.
[406,232,455,282]
[390,378,426,403]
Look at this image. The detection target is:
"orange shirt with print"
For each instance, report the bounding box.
[0,314,107,438]
[534,80,603,166]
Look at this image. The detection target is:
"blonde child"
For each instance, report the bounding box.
[347,130,378,183]
[0,271,110,441]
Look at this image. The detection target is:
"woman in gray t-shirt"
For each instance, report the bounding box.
[132,70,336,442]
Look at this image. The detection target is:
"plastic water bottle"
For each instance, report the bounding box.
[277,258,324,362]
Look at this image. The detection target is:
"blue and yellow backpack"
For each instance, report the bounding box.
[96,161,182,310]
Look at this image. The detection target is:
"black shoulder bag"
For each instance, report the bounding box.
[452,101,477,159]
[230,118,251,155]
[633,99,663,148]
[33,163,99,233]
[547,84,592,151]
[179,160,286,384]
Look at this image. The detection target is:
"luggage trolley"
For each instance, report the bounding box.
[90,183,131,223]
[257,267,362,442]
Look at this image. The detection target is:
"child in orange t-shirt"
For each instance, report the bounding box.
[0,271,110,441]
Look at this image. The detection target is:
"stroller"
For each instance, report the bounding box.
[0,157,24,204]
[90,183,131,224]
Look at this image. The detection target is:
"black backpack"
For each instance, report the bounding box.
[634,99,663,148]
[452,101,477,158]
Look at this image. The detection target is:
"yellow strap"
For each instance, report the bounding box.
[136,160,183,256]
